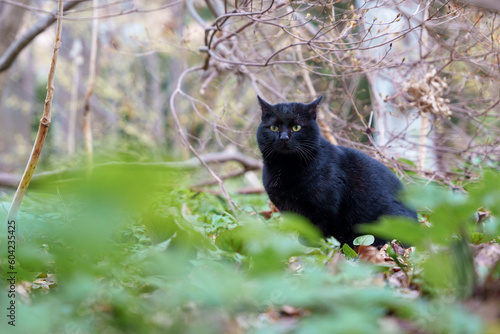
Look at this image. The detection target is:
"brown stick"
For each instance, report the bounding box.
[191,187,266,196]
[83,0,99,168]
[7,0,64,223]
[193,170,250,188]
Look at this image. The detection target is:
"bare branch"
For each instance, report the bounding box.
[0,1,80,72]
[169,66,240,214]
[0,0,185,21]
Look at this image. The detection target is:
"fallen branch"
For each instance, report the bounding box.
[7,0,64,224]
[191,187,265,196]
[0,150,262,188]
[0,172,20,188]
[193,170,250,188]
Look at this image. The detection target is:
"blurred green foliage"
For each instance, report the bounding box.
[363,170,500,299]
[2,164,498,333]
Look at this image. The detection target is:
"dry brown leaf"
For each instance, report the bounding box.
[269,201,279,213]
[476,209,491,224]
[358,245,388,264]
[258,210,273,219]
[325,251,346,275]
[280,305,308,317]
[390,240,409,257]
[264,305,310,324]
[387,269,409,289]
[32,273,57,291]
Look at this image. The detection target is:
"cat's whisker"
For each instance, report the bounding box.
[299,143,315,158]
[294,146,315,165]
[294,147,307,164]
[262,144,277,161]
[295,148,307,164]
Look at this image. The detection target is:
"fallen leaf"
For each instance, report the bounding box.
[358,245,387,264]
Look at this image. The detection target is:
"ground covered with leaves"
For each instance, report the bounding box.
[1,164,500,333]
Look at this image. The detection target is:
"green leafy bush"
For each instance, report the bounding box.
[363,170,500,298]
[2,164,496,333]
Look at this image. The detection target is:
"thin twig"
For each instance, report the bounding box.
[169,66,239,215]
[296,40,338,145]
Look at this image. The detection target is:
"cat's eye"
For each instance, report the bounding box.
[270,125,279,132]
[292,125,302,132]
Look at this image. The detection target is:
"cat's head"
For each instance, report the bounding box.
[257,96,322,160]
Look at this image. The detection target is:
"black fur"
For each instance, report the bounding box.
[256,96,417,246]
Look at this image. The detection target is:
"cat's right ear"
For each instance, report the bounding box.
[257,95,273,120]
[306,95,323,120]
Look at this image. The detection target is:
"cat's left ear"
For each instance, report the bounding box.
[257,95,273,119]
[306,95,323,120]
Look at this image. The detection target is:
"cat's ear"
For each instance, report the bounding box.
[306,95,323,120]
[257,95,273,119]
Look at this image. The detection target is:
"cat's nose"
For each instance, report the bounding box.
[280,132,289,142]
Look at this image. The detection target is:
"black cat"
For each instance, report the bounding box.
[256,96,417,246]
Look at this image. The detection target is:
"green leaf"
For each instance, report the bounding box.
[280,212,322,247]
[215,227,245,253]
[342,244,358,259]
[353,234,375,246]
[325,236,341,248]
[468,170,500,217]
[470,232,486,245]
[360,217,426,246]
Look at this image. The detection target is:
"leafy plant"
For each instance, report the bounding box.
[1,162,494,333]
[362,170,500,298]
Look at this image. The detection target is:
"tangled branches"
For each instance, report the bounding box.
[169,0,499,189]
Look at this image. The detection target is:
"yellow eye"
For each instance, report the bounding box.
[292,125,302,132]
[270,125,279,132]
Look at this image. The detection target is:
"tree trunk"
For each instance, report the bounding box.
[0,0,31,171]
[0,0,30,97]
[355,0,437,171]
[146,53,165,143]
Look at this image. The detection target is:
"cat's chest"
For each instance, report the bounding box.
[263,165,315,205]
[263,166,311,189]
[262,159,344,214]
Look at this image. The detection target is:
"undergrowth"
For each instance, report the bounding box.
[1,163,499,333]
